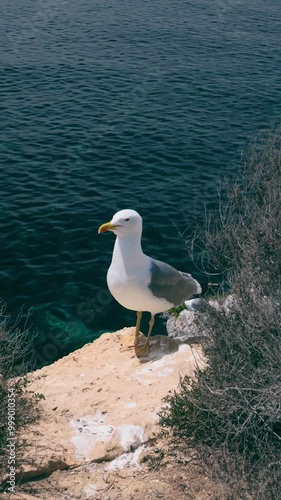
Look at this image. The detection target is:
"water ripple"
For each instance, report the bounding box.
[0,0,281,340]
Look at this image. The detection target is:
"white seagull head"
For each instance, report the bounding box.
[98,209,143,237]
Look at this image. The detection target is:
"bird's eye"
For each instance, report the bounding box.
[125,218,130,222]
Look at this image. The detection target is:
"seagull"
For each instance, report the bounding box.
[98,209,201,356]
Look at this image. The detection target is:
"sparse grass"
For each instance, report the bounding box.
[145,448,165,471]
[0,305,39,488]
[169,304,186,317]
[160,129,281,499]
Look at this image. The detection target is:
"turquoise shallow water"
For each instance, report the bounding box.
[1,0,281,363]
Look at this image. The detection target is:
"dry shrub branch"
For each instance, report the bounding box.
[160,129,281,499]
[0,304,38,481]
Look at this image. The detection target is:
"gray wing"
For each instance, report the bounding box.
[148,258,202,306]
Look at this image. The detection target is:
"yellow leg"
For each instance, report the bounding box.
[135,311,142,346]
[135,314,155,357]
[125,311,142,348]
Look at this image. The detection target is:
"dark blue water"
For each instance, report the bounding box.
[1,0,281,362]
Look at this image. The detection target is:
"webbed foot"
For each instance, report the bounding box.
[135,341,150,357]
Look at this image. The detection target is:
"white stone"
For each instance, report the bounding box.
[117,424,147,452]
[105,445,146,471]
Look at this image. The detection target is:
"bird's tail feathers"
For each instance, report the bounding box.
[181,272,202,296]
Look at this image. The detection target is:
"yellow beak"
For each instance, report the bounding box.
[98,221,118,234]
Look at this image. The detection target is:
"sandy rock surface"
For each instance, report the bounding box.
[10,327,204,484]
